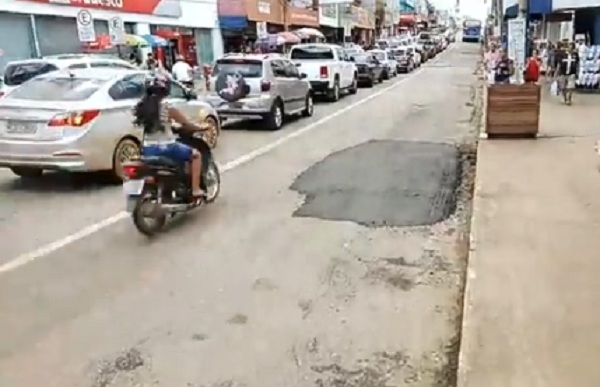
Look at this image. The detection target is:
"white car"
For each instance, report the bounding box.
[406,46,422,66]
[368,49,397,79]
[0,54,136,98]
[289,43,358,102]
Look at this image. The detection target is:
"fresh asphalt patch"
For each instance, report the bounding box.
[290,140,461,227]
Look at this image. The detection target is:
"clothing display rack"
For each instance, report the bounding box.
[576,45,600,91]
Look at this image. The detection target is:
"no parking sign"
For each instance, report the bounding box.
[76,9,96,43]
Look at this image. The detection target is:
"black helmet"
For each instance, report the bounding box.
[145,70,170,97]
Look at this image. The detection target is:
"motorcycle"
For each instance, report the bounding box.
[121,131,221,236]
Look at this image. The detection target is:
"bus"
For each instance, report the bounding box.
[462,19,482,43]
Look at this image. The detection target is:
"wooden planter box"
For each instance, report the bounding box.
[486,83,541,137]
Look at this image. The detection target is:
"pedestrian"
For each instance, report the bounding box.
[494,48,514,84]
[145,53,157,71]
[484,42,500,84]
[524,49,541,84]
[171,55,194,89]
[556,42,579,105]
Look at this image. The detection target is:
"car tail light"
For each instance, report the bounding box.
[122,164,140,179]
[320,66,328,79]
[260,80,271,92]
[0,91,4,98]
[48,110,100,127]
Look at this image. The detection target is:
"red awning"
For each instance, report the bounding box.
[399,14,416,25]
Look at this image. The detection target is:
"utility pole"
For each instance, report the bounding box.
[284,0,289,31]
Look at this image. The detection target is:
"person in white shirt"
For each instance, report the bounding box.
[171,55,194,88]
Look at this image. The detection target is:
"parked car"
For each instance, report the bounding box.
[0,54,136,98]
[0,68,220,180]
[352,53,384,87]
[368,49,397,79]
[391,47,415,73]
[405,46,422,67]
[290,43,358,101]
[205,53,313,131]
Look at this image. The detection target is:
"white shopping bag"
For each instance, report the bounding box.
[550,80,559,96]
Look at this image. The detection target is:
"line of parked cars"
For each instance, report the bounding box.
[0,33,454,180]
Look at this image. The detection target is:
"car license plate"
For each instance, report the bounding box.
[123,179,144,196]
[6,121,36,135]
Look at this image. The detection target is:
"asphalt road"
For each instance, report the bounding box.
[0,42,481,387]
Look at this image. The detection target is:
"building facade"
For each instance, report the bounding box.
[218,0,319,50]
[0,0,223,70]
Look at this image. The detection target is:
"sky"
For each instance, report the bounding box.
[430,0,488,20]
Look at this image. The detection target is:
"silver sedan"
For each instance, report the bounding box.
[0,68,220,180]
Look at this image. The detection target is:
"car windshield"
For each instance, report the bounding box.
[371,51,386,60]
[3,62,59,86]
[290,46,335,60]
[353,54,371,64]
[393,49,407,57]
[419,33,431,41]
[5,77,105,101]
[376,41,389,49]
[212,59,263,78]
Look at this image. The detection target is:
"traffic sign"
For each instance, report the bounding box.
[76,9,96,43]
[108,16,126,45]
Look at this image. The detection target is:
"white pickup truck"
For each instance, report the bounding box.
[289,43,357,102]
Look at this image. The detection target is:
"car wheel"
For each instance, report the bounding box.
[348,76,358,94]
[111,137,141,182]
[302,93,314,117]
[200,115,220,149]
[10,167,43,179]
[383,69,390,80]
[328,79,340,102]
[378,73,384,83]
[366,77,374,88]
[264,100,284,130]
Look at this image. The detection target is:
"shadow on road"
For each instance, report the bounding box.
[0,171,118,193]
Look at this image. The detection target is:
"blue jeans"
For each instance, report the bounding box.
[142,141,193,162]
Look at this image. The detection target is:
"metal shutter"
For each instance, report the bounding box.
[0,12,35,72]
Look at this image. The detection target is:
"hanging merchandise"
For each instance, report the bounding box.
[576,45,600,91]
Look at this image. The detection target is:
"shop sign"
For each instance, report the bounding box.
[20,0,182,17]
[246,0,283,24]
[322,4,336,18]
[553,0,596,9]
[108,16,126,45]
[288,6,319,26]
[258,0,271,14]
[76,9,96,42]
[256,21,268,38]
[351,6,374,29]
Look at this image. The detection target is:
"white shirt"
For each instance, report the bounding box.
[172,61,193,82]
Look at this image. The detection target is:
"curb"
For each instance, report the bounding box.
[456,68,486,387]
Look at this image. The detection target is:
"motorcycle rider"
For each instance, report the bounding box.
[171,54,194,89]
[133,72,205,201]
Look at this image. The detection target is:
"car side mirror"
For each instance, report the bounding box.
[349,57,355,62]
[295,62,301,67]
[185,89,197,100]
[299,73,307,79]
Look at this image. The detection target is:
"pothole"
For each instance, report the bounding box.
[290,140,463,227]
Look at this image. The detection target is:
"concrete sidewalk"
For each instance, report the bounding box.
[458,91,600,387]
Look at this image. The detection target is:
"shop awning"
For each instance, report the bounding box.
[219,16,248,30]
[399,14,416,25]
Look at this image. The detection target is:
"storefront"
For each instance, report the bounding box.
[0,0,221,71]
[319,4,343,43]
[351,6,375,44]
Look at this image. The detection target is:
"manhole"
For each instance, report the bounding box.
[290,140,460,227]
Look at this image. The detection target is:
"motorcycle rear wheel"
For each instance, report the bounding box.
[204,160,221,203]
[132,190,166,236]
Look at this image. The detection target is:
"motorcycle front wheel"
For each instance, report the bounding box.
[132,189,167,236]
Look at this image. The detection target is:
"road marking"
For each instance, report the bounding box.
[0,46,456,275]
